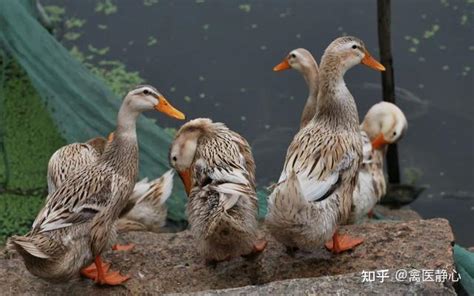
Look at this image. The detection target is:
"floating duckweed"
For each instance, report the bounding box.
[184,96,192,103]
[195,0,205,3]
[147,36,158,46]
[43,5,65,24]
[289,96,295,100]
[240,116,247,121]
[442,65,449,70]
[464,66,471,71]
[418,57,426,62]
[423,24,440,39]
[64,32,82,41]
[128,40,135,45]
[95,0,118,15]
[409,47,417,53]
[469,46,474,51]
[251,24,258,29]
[337,26,343,31]
[440,0,449,7]
[239,4,251,13]
[260,45,267,50]
[421,14,427,20]
[202,24,210,30]
[439,45,447,50]
[65,17,86,29]
[214,102,220,107]
[199,93,206,99]
[264,124,271,129]
[296,33,302,39]
[143,0,159,7]
[240,88,247,93]
[460,14,468,25]
[88,45,110,55]
[411,38,420,45]
[199,76,205,81]
[418,84,425,89]
[170,86,176,92]
[98,24,108,30]
[404,35,411,40]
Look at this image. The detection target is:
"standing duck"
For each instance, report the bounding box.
[349,102,408,222]
[47,136,174,234]
[169,118,265,263]
[8,85,185,285]
[265,37,385,254]
[273,48,320,129]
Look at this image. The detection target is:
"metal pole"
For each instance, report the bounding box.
[377,0,401,184]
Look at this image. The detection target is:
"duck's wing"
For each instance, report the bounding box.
[33,166,123,233]
[47,143,100,196]
[278,127,360,203]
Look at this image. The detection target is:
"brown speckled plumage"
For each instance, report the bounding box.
[8,85,177,282]
[266,37,369,250]
[170,118,259,261]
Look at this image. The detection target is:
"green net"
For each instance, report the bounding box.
[0,0,269,222]
[0,0,189,221]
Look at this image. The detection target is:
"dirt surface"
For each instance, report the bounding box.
[0,218,455,295]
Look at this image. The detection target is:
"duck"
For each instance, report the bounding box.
[116,170,174,233]
[273,48,320,129]
[169,118,266,263]
[7,85,185,285]
[348,101,408,222]
[47,135,174,234]
[265,36,385,254]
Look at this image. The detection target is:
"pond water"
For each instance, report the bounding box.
[44,0,474,246]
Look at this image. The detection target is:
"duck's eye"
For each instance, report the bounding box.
[352,45,358,50]
[143,89,150,95]
[172,156,177,161]
[290,53,296,58]
[393,131,397,136]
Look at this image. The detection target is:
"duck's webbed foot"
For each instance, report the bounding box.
[81,256,130,285]
[112,243,135,251]
[325,230,363,254]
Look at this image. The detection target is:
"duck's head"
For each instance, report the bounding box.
[361,102,408,150]
[273,48,316,73]
[170,118,214,194]
[124,85,185,120]
[324,36,386,73]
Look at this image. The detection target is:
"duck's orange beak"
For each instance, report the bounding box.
[178,169,192,196]
[361,51,386,72]
[155,96,186,120]
[372,133,389,149]
[273,58,291,72]
[107,132,114,143]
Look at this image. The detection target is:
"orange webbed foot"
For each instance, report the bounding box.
[112,243,135,251]
[82,256,130,286]
[325,231,363,254]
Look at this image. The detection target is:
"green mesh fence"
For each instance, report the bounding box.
[0,0,188,221]
[0,0,269,222]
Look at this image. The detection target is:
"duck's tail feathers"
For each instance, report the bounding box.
[136,169,174,206]
[7,234,61,260]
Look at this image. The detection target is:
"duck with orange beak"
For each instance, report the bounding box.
[266,36,386,254]
[349,102,408,222]
[8,85,185,285]
[169,118,266,263]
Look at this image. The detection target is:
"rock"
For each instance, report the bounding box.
[186,272,456,296]
[0,218,455,295]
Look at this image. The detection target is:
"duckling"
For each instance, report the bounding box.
[8,85,185,285]
[273,48,320,129]
[169,118,265,262]
[349,102,408,222]
[266,37,385,254]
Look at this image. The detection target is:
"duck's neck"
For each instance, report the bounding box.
[101,102,139,177]
[313,54,359,131]
[299,59,320,129]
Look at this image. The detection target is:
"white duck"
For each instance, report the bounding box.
[266,37,385,254]
[349,102,408,222]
